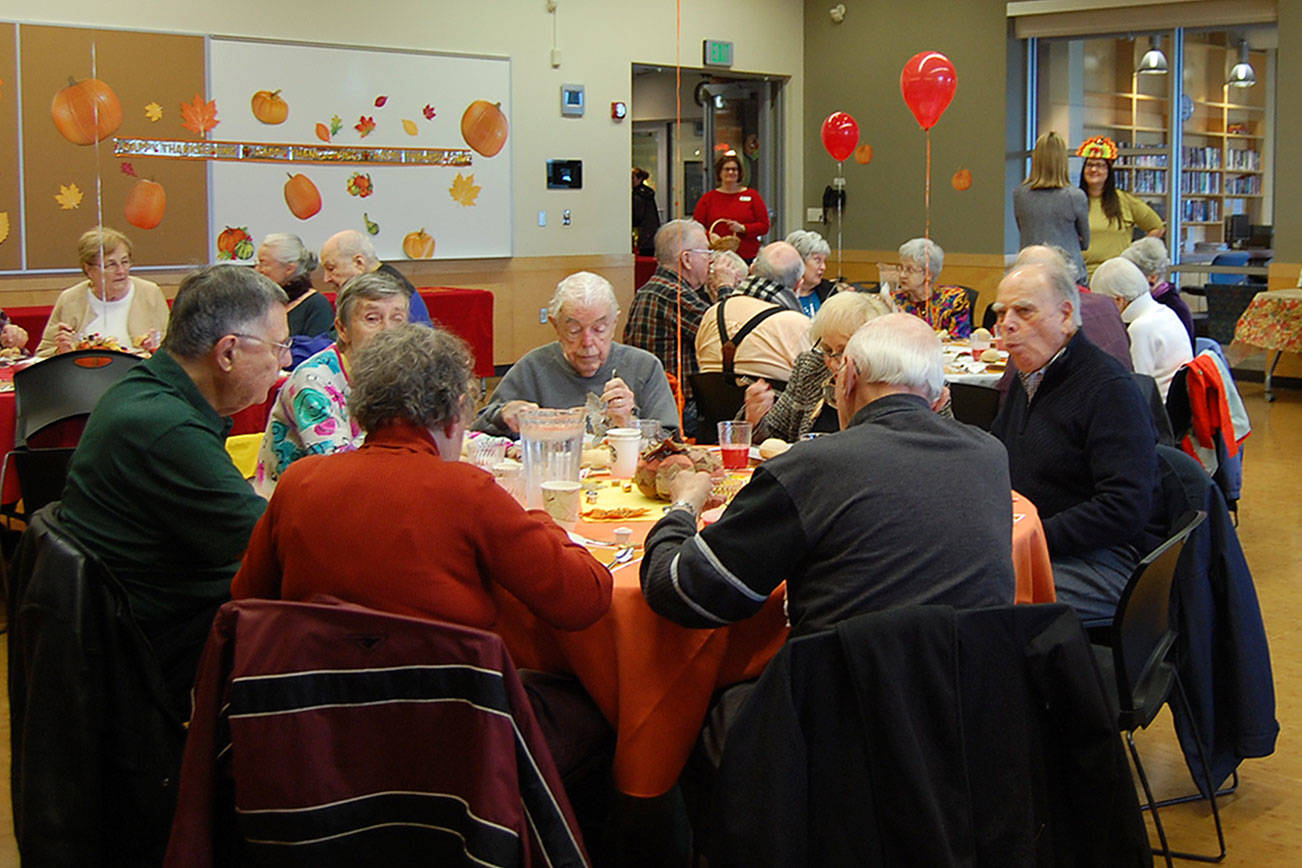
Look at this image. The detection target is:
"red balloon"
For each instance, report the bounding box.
[900,51,957,130]
[820,111,860,162]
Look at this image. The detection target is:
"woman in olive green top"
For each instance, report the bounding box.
[1076,136,1165,278]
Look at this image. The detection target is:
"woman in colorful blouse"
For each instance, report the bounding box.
[885,237,973,338]
[254,271,410,495]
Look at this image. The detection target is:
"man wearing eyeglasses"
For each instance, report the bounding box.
[474,271,679,437]
[60,264,289,712]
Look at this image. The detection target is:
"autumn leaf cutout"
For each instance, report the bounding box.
[144,102,163,122]
[55,183,84,210]
[449,173,480,207]
[355,115,376,138]
[180,94,219,136]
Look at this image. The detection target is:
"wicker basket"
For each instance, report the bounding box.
[707,218,741,253]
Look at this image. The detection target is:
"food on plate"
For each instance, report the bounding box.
[582,445,612,469]
[980,348,1003,363]
[634,440,725,506]
[76,333,126,352]
[582,506,651,521]
[0,347,22,361]
[758,438,790,460]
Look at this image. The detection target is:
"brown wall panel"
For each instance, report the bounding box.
[0,23,20,270]
[19,24,207,269]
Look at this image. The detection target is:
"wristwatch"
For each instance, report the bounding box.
[664,500,699,519]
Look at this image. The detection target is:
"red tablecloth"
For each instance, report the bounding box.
[493,487,1054,798]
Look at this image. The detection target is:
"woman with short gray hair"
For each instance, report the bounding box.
[255,271,411,494]
[785,229,851,317]
[1090,257,1192,398]
[1121,236,1195,351]
[879,237,973,338]
[234,322,612,635]
[255,233,334,338]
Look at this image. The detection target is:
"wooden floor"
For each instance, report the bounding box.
[0,381,1297,864]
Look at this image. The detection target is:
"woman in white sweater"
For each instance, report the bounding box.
[1090,257,1192,399]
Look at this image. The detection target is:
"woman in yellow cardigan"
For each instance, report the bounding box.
[37,226,169,357]
[1077,136,1165,278]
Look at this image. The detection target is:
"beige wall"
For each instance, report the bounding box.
[0,0,804,362]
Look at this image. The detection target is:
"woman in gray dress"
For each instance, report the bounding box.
[1013,132,1090,284]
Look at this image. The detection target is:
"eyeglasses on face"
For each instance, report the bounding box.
[94,257,132,271]
[230,332,293,355]
[560,319,613,340]
[813,340,844,365]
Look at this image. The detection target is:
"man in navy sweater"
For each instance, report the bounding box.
[990,258,1160,623]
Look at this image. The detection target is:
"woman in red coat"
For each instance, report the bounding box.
[233,323,612,632]
[692,153,770,261]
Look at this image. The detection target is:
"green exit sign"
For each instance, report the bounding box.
[703,39,733,68]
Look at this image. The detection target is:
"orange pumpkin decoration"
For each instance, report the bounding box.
[51,77,123,145]
[951,168,973,191]
[460,100,508,158]
[854,144,873,165]
[284,173,322,220]
[403,228,436,259]
[251,89,289,125]
[124,179,166,230]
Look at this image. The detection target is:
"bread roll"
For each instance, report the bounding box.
[758,438,790,460]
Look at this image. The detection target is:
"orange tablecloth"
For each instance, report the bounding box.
[493,484,1054,798]
[1234,288,1302,353]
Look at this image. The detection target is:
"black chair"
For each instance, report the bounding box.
[1132,372,1176,448]
[690,372,754,445]
[947,382,1000,430]
[1090,510,1225,866]
[1201,283,1261,345]
[0,349,142,518]
[955,285,980,330]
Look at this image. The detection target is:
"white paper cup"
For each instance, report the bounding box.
[606,427,642,479]
[540,479,582,528]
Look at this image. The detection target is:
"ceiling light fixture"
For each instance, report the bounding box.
[1227,40,1256,88]
[1137,35,1168,75]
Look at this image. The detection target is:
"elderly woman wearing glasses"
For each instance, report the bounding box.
[878,237,973,338]
[255,271,410,494]
[743,291,892,441]
[37,225,170,357]
[475,271,680,438]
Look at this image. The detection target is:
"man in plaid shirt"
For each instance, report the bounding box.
[623,218,713,436]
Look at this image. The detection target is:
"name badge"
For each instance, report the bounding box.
[739,196,752,202]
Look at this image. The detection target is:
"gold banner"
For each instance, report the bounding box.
[113,137,473,167]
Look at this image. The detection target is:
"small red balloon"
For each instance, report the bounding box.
[900,51,957,131]
[820,111,860,163]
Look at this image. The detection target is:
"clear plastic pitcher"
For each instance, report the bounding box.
[519,407,585,510]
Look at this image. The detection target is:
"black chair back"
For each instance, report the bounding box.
[13,349,143,447]
[1202,283,1261,345]
[690,372,752,444]
[1132,372,1176,447]
[12,448,75,516]
[948,382,1000,430]
[1110,510,1206,729]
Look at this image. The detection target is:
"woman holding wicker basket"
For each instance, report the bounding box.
[692,152,769,261]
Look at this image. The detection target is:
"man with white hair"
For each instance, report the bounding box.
[1091,256,1193,399]
[990,257,1159,623]
[320,229,432,326]
[474,271,679,436]
[623,219,713,436]
[640,312,1015,635]
[695,241,812,384]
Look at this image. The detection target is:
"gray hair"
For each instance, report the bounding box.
[349,324,474,433]
[843,312,945,405]
[1012,245,1083,327]
[785,229,831,260]
[1120,236,1170,280]
[336,271,411,328]
[1090,257,1150,304]
[549,271,619,320]
[653,219,707,268]
[709,249,747,286]
[327,229,379,269]
[752,241,804,291]
[898,237,944,276]
[163,265,288,359]
[260,233,319,281]
[809,291,891,346]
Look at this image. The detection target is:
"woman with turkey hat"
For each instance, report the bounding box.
[1077,135,1166,278]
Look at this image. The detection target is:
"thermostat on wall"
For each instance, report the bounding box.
[561,84,585,117]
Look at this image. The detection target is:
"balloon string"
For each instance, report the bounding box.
[673,0,684,435]
[924,130,931,248]
[836,160,844,280]
[92,40,106,308]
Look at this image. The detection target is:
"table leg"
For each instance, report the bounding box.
[1265,350,1282,403]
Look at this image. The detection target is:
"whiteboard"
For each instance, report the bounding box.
[208,38,511,262]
